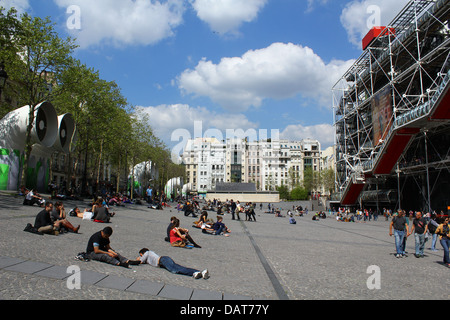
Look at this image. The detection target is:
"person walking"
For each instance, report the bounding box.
[146,186,152,204]
[230,200,236,220]
[409,211,428,258]
[389,209,409,258]
[435,217,450,267]
[235,201,242,220]
[427,214,439,251]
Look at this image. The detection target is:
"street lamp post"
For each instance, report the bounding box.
[396,163,402,210]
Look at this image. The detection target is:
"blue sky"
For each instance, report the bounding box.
[1,0,409,152]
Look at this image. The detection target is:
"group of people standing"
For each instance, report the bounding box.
[389,210,450,267]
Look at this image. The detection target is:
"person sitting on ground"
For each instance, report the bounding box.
[92,201,114,223]
[275,209,284,217]
[203,216,230,236]
[193,211,209,228]
[23,188,45,207]
[183,201,197,217]
[169,218,201,248]
[51,201,80,233]
[90,198,101,214]
[165,216,177,242]
[137,248,209,279]
[86,226,139,268]
[169,218,188,247]
[33,202,64,235]
[289,216,297,224]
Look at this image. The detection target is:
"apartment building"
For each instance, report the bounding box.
[182,137,324,194]
[183,137,226,194]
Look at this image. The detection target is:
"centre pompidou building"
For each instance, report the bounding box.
[332,0,450,213]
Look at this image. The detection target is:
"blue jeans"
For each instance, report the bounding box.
[414,233,425,255]
[159,256,199,276]
[394,229,406,255]
[430,233,438,250]
[440,238,450,264]
[214,225,225,235]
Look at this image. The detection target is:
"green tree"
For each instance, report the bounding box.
[0,8,184,195]
[303,167,320,194]
[1,10,77,187]
[0,7,21,116]
[290,186,308,200]
[320,168,335,197]
[277,185,290,200]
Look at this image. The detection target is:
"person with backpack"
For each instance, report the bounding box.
[428,214,439,252]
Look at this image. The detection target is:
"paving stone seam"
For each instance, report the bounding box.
[0,256,255,300]
[239,221,290,300]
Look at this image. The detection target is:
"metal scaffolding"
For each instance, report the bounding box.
[332,0,450,211]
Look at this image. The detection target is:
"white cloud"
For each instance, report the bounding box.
[134,104,336,158]
[134,103,258,145]
[177,42,354,112]
[340,0,409,47]
[54,0,185,48]
[280,123,335,148]
[0,0,30,15]
[305,0,330,13]
[191,0,267,35]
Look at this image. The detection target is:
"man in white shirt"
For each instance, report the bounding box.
[24,189,44,206]
[137,248,209,279]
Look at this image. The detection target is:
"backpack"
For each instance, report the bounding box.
[23,223,43,235]
[75,252,90,261]
[428,221,437,234]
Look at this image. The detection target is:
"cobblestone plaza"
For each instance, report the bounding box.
[0,193,448,302]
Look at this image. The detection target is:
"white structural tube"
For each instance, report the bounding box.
[0,101,58,150]
[32,113,77,156]
[0,102,76,192]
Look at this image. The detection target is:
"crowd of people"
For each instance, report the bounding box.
[176,198,259,222]
[21,188,450,280]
